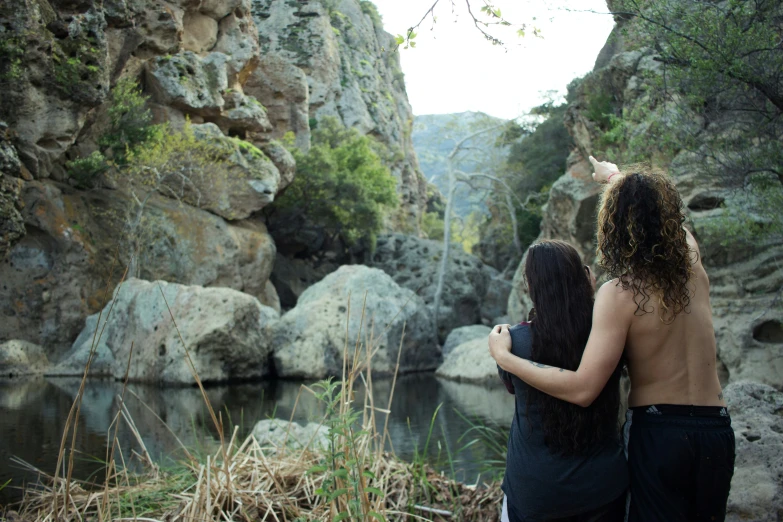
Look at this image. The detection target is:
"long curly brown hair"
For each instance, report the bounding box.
[597,166,693,323]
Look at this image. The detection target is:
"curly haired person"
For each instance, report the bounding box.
[489,158,736,522]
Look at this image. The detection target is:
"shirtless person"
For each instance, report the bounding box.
[489,158,736,522]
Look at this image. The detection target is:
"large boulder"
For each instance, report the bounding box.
[269,253,339,310]
[436,337,499,385]
[146,53,272,136]
[271,265,438,379]
[252,419,328,451]
[0,340,49,377]
[442,325,491,358]
[175,122,280,220]
[369,234,494,341]
[724,382,783,521]
[481,272,512,324]
[51,278,279,384]
[0,180,277,356]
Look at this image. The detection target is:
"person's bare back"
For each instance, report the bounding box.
[619,228,725,408]
[489,161,735,521]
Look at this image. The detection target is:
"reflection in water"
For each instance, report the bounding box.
[0,374,514,505]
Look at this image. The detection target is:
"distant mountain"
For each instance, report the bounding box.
[412,112,506,219]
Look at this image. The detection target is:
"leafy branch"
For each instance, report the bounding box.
[395,0,538,49]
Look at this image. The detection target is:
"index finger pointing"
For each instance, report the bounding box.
[589,155,599,166]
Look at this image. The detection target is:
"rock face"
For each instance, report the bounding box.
[250,0,427,225]
[724,382,783,521]
[369,234,496,341]
[507,153,601,323]
[0,340,49,377]
[0,181,277,354]
[505,14,783,389]
[435,337,499,385]
[271,265,438,379]
[442,325,491,358]
[52,278,279,384]
[0,0,432,359]
[0,124,24,261]
[0,0,110,179]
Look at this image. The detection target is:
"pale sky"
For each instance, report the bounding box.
[369,0,616,119]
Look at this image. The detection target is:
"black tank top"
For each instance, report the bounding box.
[499,323,628,519]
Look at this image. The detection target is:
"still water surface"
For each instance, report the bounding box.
[0,373,514,506]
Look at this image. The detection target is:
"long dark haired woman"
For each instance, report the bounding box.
[498,240,627,522]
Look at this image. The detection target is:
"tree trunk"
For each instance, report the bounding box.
[433,165,456,336]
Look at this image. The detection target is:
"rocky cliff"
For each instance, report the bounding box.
[0,0,428,358]
[250,0,427,227]
[507,8,783,389]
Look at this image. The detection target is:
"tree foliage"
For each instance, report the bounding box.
[99,77,163,163]
[270,117,399,249]
[607,0,783,243]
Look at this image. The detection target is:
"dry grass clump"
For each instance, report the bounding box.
[4,279,503,521]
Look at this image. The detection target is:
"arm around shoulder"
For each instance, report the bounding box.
[493,281,631,407]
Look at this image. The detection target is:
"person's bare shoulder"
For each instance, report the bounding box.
[683,226,704,268]
[596,279,637,311]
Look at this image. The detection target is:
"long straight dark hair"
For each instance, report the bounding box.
[525,240,622,455]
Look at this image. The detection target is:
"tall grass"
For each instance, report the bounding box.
[5,282,504,521]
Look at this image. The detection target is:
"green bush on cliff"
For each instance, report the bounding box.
[121,121,227,199]
[65,78,161,187]
[271,117,398,248]
[100,78,162,163]
[66,151,108,189]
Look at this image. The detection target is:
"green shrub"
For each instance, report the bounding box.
[121,121,228,198]
[66,151,108,188]
[99,78,162,162]
[271,116,398,248]
[421,211,445,240]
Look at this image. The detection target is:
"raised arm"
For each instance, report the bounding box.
[489,281,632,407]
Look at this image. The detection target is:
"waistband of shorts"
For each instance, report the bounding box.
[630,404,729,418]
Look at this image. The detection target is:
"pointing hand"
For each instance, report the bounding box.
[589,156,621,184]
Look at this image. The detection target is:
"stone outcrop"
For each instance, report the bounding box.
[436,337,499,385]
[505,14,783,388]
[52,278,279,384]
[724,381,783,521]
[250,0,427,225]
[369,233,496,341]
[442,325,491,358]
[0,123,24,260]
[271,265,439,379]
[0,0,110,179]
[0,340,50,377]
[0,181,277,353]
[178,122,280,220]
[507,153,601,323]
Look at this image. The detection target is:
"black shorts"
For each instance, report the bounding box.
[623,404,736,522]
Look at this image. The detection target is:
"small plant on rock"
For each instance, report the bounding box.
[65,150,108,188]
[99,78,162,163]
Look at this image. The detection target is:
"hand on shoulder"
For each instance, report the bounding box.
[488,323,512,365]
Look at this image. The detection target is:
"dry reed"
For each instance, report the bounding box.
[5,288,503,522]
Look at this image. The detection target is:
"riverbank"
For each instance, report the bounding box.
[1,311,506,522]
[4,424,502,521]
